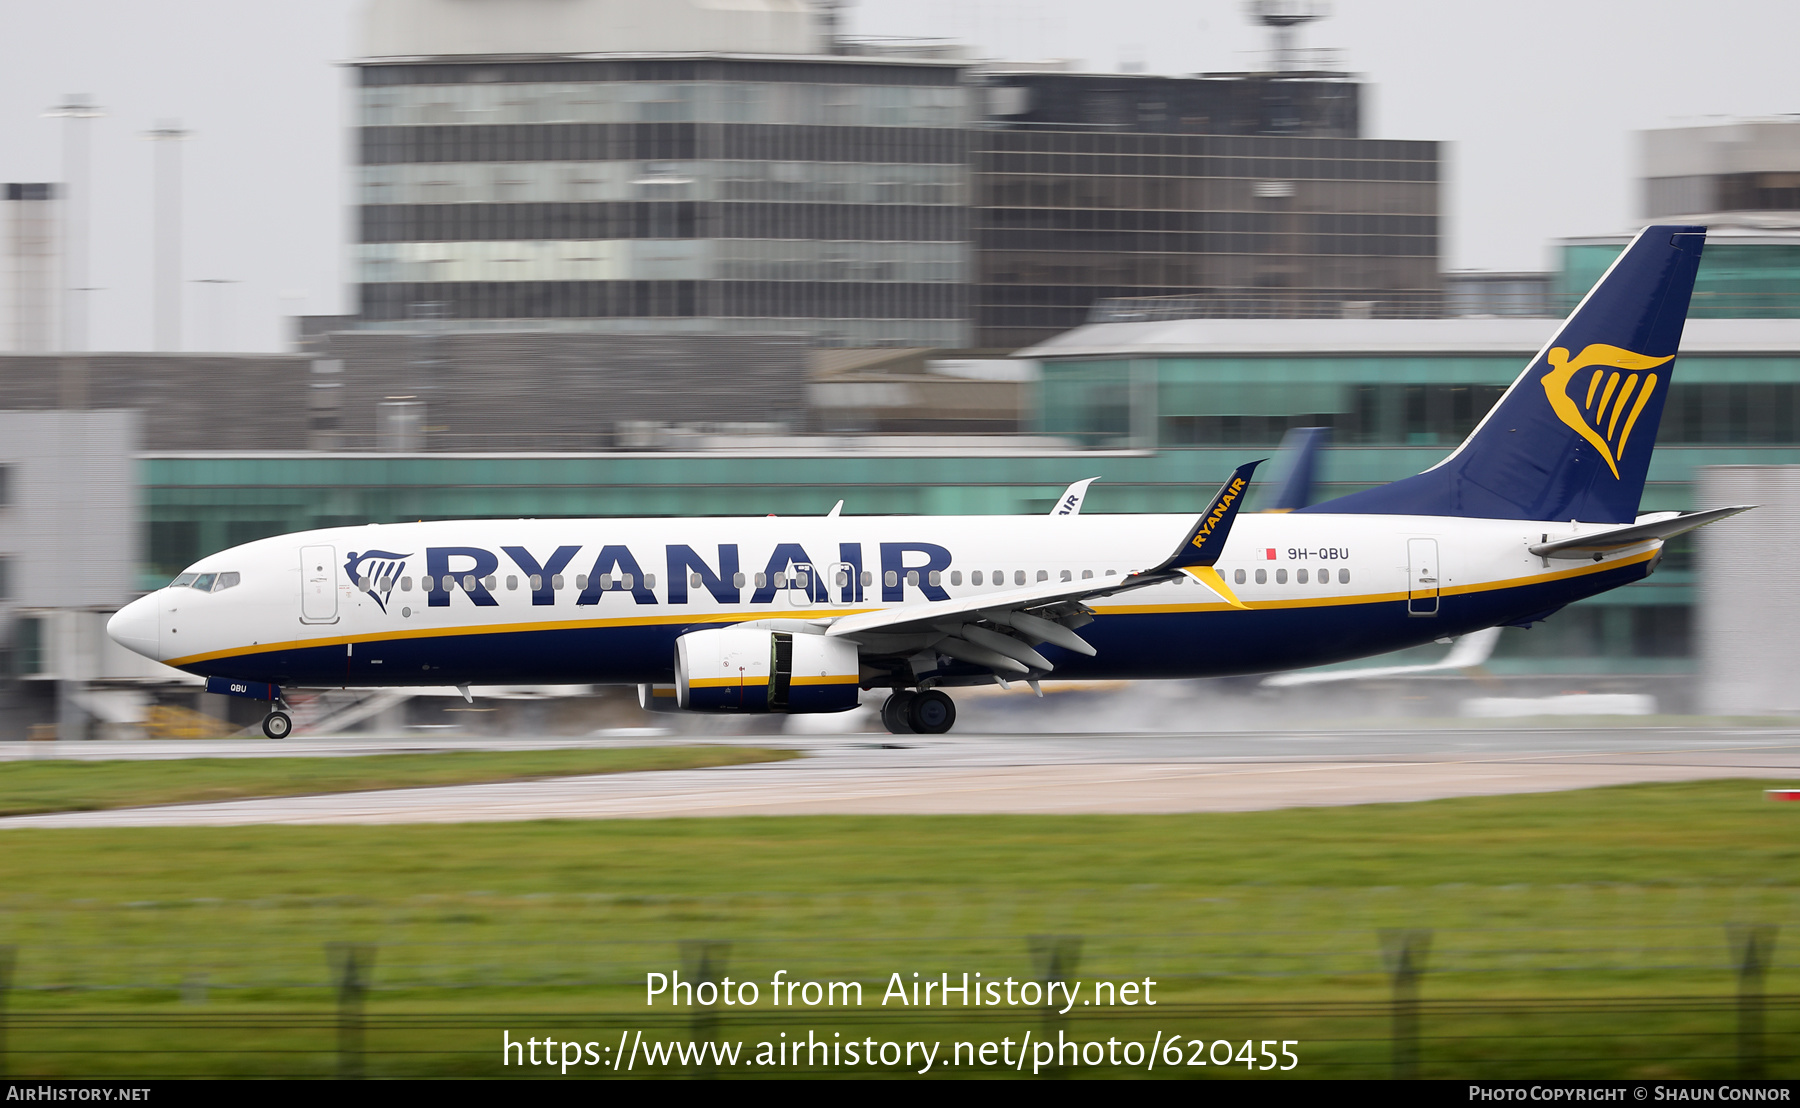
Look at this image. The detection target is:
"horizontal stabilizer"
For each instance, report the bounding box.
[1263,627,1501,687]
[1528,504,1754,559]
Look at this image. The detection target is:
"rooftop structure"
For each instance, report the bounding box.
[1641,118,1800,226]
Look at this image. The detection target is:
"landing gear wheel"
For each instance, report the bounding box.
[907,689,956,735]
[880,691,916,734]
[262,711,292,740]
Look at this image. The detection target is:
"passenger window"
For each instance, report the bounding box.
[192,573,217,591]
[622,573,636,589]
[1234,569,1246,584]
[733,572,746,588]
[506,575,518,591]
[1276,569,1288,584]
[1297,569,1308,584]
[885,570,898,587]
[643,574,654,589]
[1339,568,1350,584]
[971,570,983,585]
[1060,569,1071,582]
[905,570,919,587]
[215,571,240,591]
[1036,569,1048,582]
[463,575,476,591]
[1255,569,1266,584]
[991,569,1002,585]
[928,570,941,586]
[1014,570,1025,585]
[796,570,809,589]
[551,574,565,590]
[950,570,962,586]
[1082,569,1093,580]
[401,577,413,592]
[529,574,542,591]
[860,571,871,587]
[1105,569,1116,576]
[577,575,589,590]
[1320,572,1330,586]
[755,573,767,588]
[690,573,702,588]
[483,576,497,590]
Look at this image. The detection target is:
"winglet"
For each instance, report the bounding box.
[1154,459,1264,571]
[1049,477,1100,516]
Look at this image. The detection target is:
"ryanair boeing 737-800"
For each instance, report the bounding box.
[107,225,1750,738]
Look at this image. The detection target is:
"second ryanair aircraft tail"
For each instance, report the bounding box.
[1304,224,1706,524]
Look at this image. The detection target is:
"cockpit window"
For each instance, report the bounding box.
[171,571,239,592]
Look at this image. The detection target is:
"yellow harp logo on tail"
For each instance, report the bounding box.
[1539,344,1675,479]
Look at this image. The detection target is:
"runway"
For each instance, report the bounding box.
[2,726,1798,827]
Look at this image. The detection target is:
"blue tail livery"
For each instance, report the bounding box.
[1304,224,1705,523]
[1262,426,1330,512]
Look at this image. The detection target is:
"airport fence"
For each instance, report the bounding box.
[0,888,1794,1078]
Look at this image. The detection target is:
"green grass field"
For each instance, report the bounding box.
[0,778,1794,1078]
[0,746,796,816]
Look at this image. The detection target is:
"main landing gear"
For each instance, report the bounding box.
[261,709,293,740]
[880,689,956,735]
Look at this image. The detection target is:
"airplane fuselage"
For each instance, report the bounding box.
[119,512,1659,690]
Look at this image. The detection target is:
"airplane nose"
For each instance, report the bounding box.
[107,594,161,660]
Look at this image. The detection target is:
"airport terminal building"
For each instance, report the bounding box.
[342,0,1441,350]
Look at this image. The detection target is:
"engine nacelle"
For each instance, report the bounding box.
[674,627,860,713]
[637,683,682,714]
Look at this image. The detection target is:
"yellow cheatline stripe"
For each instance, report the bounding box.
[792,674,860,686]
[1097,547,1657,616]
[687,676,770,689]
[1184,565,1249,610]
[162,605,879,667]
[165,548,1658,667]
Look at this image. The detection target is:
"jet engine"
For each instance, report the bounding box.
[672,627,860,713]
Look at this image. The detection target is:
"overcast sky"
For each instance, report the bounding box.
[1,0,1796,352]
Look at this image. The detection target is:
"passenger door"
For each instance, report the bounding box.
[1406,538,1440,617]
[300,545,339,623]
[786,562,823,607]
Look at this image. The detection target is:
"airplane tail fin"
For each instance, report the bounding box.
[1262,426,1330,512]
[1303,225,1706,524]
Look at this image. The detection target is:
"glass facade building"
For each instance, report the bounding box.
[354,58,974,347]
[970,72,1440,349]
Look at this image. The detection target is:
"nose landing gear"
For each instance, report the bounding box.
[261,709,293,740]
[880,689,956,735]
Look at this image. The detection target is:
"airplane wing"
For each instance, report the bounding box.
[1049,477,1100,516]
[824,461,1262,678]
[1527,504,1754,559]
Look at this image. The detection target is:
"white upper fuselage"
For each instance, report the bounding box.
[110,510,1660,687]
